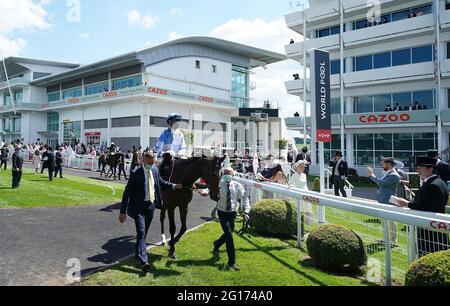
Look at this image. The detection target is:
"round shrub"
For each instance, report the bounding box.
[306,224,367,271]
[249,199,297,236]
[405,250,450,286]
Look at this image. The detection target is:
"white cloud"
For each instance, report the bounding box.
[168,32,185,41]
[0,0,51,57]
[208,18,307,119]
[78,32,90,39]
[127,9,159,29]
[169,8,183,17]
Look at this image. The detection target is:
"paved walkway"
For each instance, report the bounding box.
[0,165,217,286]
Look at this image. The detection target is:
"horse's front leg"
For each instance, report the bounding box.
[173,205,188,246]
[160,207,167,246]
[168,207,177,259]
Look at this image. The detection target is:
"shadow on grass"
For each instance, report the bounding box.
[238,231,328,286]
[363,219,382,224]
[163,253,223,270]
[99,202,121,212]
[366,241,386,255]
[298,258,377,286]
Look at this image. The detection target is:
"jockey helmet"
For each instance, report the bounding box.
[167,113,183,126]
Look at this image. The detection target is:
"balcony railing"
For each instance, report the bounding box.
[0,102,41,113]
[0,77,29,90]
[40,85,238,111]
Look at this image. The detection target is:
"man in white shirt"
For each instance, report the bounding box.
[213,167,251,271]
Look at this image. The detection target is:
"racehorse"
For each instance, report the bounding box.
[159,156,225,259]
[99,152,123,180]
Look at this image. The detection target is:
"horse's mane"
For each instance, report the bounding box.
[174,156,211,168]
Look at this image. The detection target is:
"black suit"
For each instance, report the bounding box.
[12,151,23,189]
[43,151,55,180]
[120,165,174,264]
[329,159,349,197]
[1,147,9,170]
[54,152,63,178]
[436,160,450,183]
[408,176,449,257]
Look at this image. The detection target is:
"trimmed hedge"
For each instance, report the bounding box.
[306,224,367,271]
[249,199,297,236]
[405,250,450,286]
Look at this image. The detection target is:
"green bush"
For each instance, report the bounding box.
[312,177,320,192]
[249,199,297,236]
[405,250,450,286]
[306,224,367,271]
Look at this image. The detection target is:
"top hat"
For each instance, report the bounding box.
[415,156,437,168]
[426,149,439,158]
[334,151,343,157]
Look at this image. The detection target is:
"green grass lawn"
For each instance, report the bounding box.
[81,220,375,286]
[0,168,124,209]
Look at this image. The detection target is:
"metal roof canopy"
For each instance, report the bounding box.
[31,36,287,87]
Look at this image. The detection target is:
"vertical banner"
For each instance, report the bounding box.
[310,49,331,143]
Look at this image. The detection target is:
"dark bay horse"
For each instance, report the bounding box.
[99,152,123,180]
[159,156,225,259]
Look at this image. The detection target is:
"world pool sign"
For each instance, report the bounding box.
[40,85,236,110]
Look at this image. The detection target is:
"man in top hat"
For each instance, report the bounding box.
[12,145,24,189]
[329,151,349,197]
[426,149,450,183]
[396,156,449,256]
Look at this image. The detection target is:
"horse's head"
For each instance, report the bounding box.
[202,156,226,202]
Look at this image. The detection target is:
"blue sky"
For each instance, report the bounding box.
[20,0,302,64]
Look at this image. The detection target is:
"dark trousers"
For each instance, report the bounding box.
[118,164,127,180]
[12,169,22,188]
[215,210,237,266]
[1,158,7,170]
[134,207,155,265]
[333,176,347,197]
[48,167,54,181]
[54,165,63,178]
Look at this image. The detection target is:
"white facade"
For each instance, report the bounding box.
[0,37,286,153]
[284,0,450,174]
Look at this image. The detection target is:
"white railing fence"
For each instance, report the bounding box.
[233,176,450,286]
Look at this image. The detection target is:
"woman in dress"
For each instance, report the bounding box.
[32,150,42,175]
[289,160,314,224]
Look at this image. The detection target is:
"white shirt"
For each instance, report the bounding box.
[289,172,309,191]
[217,180,251,214]
[143,167,155,202]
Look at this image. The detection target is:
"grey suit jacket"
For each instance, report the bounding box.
[370,170,401,204]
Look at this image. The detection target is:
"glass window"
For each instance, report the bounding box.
[412,5,432,17]
[392,48,411,66]
[373,52,391,69]
[48,92,60,102]
[356,134,374,151]
[317,28,330,38]
[412,45,433,64]
[232,66,249,107]
[86,82,109,95]
[13,116,21,132]
[355,96,373,113]
[413,90,434,110]
[391,9,410,22]
[195,60,200,69]
[375,133,393,151]
[354,19,367,30]
[4,93,11,106]
[356,151,374,166]
[414,133,436,152]
[62,87,82,99]
[47,112,59,132]
[354,55,373,71]
[330,98,341,115]
[393,133,413,151]
[331,60,340,75]
[374,94,392,112]
[393,92,412,110]
[394,151,413,165]
[14,89,23,103]
[212,65,217,73]
[330,26,340,35]
[112,75,142,90]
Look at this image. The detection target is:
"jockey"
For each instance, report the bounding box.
[156,113,187,180]
[156,113,187,158]
[109,142,117,154]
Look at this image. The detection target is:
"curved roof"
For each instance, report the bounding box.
[32,36,287,86]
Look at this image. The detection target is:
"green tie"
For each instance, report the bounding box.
[148,169,155,203]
